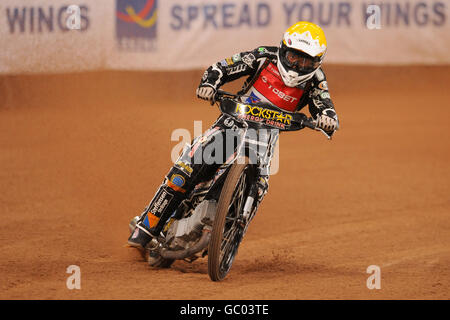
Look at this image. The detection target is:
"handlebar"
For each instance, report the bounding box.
[213,89,239,101]
[213,89,333,138]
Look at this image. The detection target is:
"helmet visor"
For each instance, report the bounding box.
[283,49,321,74]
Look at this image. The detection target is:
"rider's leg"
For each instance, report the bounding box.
[253,128,279,204]
[127,166,195,249]
[128,116,239,249]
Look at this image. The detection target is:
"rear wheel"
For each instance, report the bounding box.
[208,157,253,281]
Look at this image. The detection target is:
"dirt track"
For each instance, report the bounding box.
[0,66,449,299]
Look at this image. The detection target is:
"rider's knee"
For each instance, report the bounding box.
[165,167,191,195]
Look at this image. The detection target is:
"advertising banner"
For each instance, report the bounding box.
[0,0,112,74]
[0,0,449,74]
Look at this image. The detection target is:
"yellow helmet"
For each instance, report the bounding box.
[277,21,327,87]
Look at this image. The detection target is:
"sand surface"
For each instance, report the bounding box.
[0,66,449,299]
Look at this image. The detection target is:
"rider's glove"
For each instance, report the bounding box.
[316,108,339,132]
[196,85,216,101]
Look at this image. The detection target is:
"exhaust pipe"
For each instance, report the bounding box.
[160,228,211,260]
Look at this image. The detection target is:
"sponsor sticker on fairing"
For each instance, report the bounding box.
[235,103,292,129]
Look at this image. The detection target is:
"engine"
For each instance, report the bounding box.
[165,200,217,251]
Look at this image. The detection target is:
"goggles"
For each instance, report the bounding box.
[283,49,321,74]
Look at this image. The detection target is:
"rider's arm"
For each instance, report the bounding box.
[198,46,278,91]
[307,68,339,132]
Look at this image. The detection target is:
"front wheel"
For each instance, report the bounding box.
[208,156,253,281]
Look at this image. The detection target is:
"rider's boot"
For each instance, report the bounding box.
[127,223,156,250]
[127,169,192,250]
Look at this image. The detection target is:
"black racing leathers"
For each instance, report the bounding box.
[199,46,337,121]
[131,46,338,244]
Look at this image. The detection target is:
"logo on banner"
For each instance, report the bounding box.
[116,0,158,51]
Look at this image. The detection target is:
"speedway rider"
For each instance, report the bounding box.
[128,21,339,253]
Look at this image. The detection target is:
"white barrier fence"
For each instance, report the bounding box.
[0,0,449,74]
